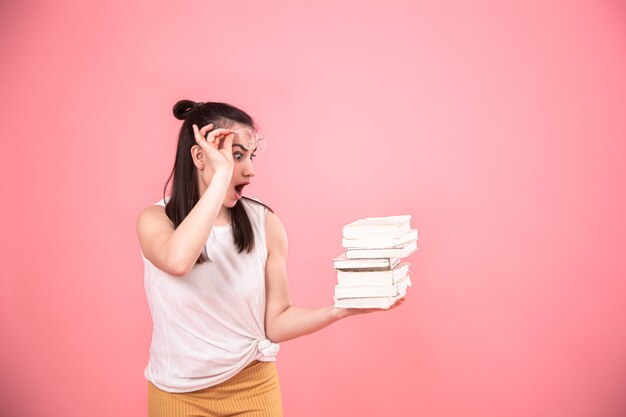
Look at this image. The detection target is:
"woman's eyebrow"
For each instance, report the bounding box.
[232,144,249,151]
[232,144,258,152]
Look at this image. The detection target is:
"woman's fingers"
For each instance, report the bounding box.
[199,123,214,136]
[191,124,234,173]
[219,130,235,151]
[193,124,233,147]
[192,124,207,144]
[389,297,406,310]
[207,128,234,145]
[192,125,219,154]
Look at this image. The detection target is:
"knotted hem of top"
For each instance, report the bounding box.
[257,338,280,361]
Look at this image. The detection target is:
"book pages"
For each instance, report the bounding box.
[333,215,419,309]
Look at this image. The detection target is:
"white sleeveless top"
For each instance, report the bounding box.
[142,196,280,393]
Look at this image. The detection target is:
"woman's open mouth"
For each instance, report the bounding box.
[234,183,248,198]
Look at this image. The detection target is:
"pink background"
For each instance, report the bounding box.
[2,1,626,416]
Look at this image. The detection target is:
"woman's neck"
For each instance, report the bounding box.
[214,206,231,226]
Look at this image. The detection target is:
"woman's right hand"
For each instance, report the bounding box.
[192,123,235,177]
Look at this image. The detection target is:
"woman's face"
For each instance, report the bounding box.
[222,123,258,208]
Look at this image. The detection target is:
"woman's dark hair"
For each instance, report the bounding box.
[163,100,273,265]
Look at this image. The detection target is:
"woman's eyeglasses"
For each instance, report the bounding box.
[231,128,266,152]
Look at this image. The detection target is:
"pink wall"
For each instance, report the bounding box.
[2,1,626,416]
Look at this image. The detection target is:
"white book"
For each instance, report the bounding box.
[333,253,400,271]
[345,239,418,259]
[335,276,411,298]
[342,229,418,249]
[342,215,411,239]
[337,263,410,286]
[334,286,407,309]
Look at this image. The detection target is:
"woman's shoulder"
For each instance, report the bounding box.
[241,196,271,215]
[243,197,281,231]
[153,196,170,207]
[138,197,169,218]
[241,195,264,206]
[137,198,172,232]
[263,207,287,253]
[241,196,281,233]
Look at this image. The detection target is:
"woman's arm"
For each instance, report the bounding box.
[136,124,234,277]
[136,170,230,277]
[263,211,404,343]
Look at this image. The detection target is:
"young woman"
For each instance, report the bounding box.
[136,100,404,417]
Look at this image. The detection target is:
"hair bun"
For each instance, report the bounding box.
[172,99,202,120]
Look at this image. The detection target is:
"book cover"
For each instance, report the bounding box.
[337,263,410,286]
[342,229,418,249]
[332,253,401,270]
[333,286,407,309]
[345,239,418,259]
[342,215,411,239]
[334,276,411,298]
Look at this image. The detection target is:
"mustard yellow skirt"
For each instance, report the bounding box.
[148,361,283,417]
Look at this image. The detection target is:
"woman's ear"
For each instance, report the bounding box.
[190,145,204,170]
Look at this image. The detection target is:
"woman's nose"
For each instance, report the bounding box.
[242,160,256,177]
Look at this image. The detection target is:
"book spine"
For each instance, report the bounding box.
[342,224,411,240]
[337,273,410,287]
[345,241,417,259]
[335,286,403,298]
[334,296,399,309]
[337,277,395,286]
[333,260,392,270]
[345,249,401,259]
[341,229,419,249]
[337,270,392,280]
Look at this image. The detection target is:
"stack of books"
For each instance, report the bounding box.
[333,215,418,309]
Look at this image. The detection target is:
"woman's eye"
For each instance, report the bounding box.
[251,154,257,160]
[233,152,243,160]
